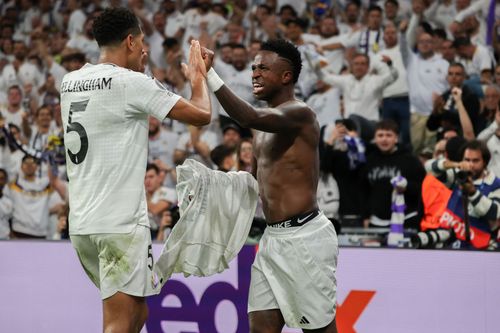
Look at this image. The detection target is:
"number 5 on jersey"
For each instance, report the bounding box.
[67,99,89,164]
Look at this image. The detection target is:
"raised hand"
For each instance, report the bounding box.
[451,87,462,103]
[181,40,207,83]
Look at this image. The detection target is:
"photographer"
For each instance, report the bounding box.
[425,140,500,249]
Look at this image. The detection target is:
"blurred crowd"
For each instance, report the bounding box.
[0,0,499,250]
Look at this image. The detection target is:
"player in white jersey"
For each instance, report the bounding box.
[59,8,211,333]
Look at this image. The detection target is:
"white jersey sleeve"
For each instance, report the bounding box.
[125,72,181,121]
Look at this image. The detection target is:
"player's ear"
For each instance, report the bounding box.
[282,70,293,84]
[125,34,135,50]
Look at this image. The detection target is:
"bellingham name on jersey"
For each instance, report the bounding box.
[61,77,112,93]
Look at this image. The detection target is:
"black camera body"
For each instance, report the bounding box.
[455,170,470,185]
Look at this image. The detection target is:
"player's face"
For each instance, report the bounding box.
[128,31,145,72]
[251,51,288,100]
[374,129,398,153]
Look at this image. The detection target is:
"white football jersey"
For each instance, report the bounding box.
[61,63,181,235]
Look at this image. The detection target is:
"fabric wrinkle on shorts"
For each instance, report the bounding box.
[248,212,338,329]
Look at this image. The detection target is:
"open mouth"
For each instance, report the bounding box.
[252,83,264,94]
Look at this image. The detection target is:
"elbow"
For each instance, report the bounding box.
[193,110,211,126]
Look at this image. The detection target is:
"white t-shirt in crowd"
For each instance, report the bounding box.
[60,63,181,235]
[6,176,52,237]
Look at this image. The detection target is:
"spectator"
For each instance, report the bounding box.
[351,5,386,56]
[440,39,458,63]
[0,40,44,93]
[162,0,184,39]
[321,53,398,143]
[0,85,28,129]
[284,18,327,99]
[303,16,347,75]
[221,123,243,150]
[146,11,167,68]
[379,21,411,148]
[479,84,500,127]
[320,118,365,226]
[477,107,500,177]
[0,124,24,180]
[426,140,500,249]
[427,62,481,138]
[175,125,219,167]
[178,0,227,57]
[361,120,426,230]
[0,168,13,239]
[305,80,342,128]
[145,163,176,239]
[5,155,62,238]
[236,138,253,172]
[148,116,178,188]
[210,144,236,172]
[403,2,449,153]
[453,36,495,89]
[65,14,100,64]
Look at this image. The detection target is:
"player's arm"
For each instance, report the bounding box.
[216,85,311,133]
[167,40,211,126]
[206,71,312,133]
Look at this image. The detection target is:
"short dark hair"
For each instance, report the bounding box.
[433,28,447,40]
[232,43,247,52]
[385,0,399,7]
[146,163,160,174]
[285,18,308,30]
[453,36,472,48]
[448,62,465,72]
[279,4,297,17]
[367,5,383,14]
[445,136,466,162]
[162,37,179,49]
[210,145,235,169]
[260,39,302,83]
[461,140,491,165]
[93,7,141,47]
[375,119,399,135]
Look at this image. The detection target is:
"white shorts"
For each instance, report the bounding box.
[70,224,160,299]
[248,212,338,329]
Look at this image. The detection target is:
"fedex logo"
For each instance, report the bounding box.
[146,246,375,333]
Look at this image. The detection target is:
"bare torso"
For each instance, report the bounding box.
[253,100,319,223]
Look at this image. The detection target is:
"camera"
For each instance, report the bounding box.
[455,170,470,184]
[412,228,455,249]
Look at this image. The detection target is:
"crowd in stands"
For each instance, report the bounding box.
[0,0,499,250]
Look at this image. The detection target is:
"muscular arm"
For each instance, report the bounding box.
[213,85,311,133]
[167,41,211,126]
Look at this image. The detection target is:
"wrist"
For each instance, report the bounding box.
[207,68,224,92]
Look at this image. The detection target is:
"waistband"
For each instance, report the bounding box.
[268,209,320,229]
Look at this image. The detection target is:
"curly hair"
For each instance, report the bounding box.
[92,7,141,47]
[260,39,302,83]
